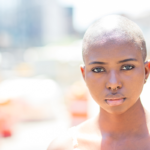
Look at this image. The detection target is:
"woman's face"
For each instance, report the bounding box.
[81,39,149,114]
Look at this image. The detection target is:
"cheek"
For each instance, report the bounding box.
[85,72,105,99]
[124,68,145,99]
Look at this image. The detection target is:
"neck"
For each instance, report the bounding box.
[97,99,149,139]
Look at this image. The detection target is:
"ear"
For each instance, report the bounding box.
[144,60,150,83]
[80,64,85,80]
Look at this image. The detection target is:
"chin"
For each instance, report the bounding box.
[104,106,130,115]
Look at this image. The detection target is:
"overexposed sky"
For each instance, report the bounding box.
[0,0,19,11]
[59,0,150,31]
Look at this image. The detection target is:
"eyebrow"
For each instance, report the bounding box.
[89,61,107,65]
[89,58,137,65]
[117,58,138,63]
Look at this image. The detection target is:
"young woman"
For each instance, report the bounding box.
[48,15,150,150]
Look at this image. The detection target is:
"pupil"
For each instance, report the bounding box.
[126,66,131,69]
[95,68,101,72]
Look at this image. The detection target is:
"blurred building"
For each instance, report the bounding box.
[0,0,76,76]
[42,1,74,44]
[0,0,75,49]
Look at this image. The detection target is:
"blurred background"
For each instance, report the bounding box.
[0,0,150,149]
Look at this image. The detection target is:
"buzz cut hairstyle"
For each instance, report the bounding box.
[82,15,147,62]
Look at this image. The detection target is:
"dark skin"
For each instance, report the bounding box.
[82,39,146,115]
[48,38,150,150]
[79,38,150,150]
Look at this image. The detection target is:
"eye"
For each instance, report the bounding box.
[121,65,135,70]
[92,67,105,73]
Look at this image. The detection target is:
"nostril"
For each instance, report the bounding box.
[117,86,121,89]
[108,86,121,90]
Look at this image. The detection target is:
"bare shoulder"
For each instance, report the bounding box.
[47,131,74,150]
[47,116,99,150]
[76,115,99,134]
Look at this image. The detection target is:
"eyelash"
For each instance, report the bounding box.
[92,65,135,73]
[121,65,135,70]
[92,67,105,73]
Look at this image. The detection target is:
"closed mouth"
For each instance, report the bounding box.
[105,98,126,106]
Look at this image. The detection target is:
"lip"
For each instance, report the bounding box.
[105,97,125,100]
[105,93,126,106]
[105,98,126,106]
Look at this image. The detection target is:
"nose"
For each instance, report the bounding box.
[106,70,122,91]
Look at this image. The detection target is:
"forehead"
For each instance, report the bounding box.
[84,39,143,64]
